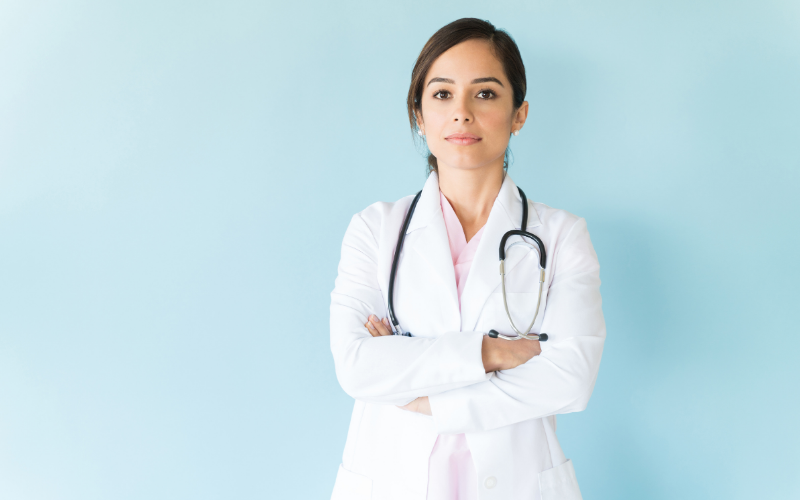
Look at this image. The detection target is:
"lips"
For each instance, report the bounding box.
[445,133,482,146]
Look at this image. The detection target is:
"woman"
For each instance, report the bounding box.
[330,18,605,500]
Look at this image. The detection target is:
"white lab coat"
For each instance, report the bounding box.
[330,172,605,500]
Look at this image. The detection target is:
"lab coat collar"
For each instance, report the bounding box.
[403,171,542,331]
[404,172,460,316]
[405,172,444,234]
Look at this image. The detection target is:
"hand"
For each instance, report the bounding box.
[398,396,432,416]
[482,335,542,373]
[364,315,393,337]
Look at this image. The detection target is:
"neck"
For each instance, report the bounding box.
[437,161,505,242]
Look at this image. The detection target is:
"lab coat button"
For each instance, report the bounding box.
[484,476,497,489]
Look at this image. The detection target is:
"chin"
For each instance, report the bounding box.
[436,153,505,172]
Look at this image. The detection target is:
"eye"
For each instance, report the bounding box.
[476,88,496,99]
[433,89,451,99]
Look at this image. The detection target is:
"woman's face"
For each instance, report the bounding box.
[418,39,528,174]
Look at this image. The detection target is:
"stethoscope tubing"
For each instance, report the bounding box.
[387,190,422,336]
[388,186,548,341]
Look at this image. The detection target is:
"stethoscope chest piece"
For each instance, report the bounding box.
[488,330,548,341]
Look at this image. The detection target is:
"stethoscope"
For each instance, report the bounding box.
[387,186,549,342]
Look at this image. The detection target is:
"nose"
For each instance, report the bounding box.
[452,93,474,123]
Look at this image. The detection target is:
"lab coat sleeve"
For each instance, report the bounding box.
[428,218,606,434]
[330,213,490,406]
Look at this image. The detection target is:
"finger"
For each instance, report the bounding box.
[368,315,391,336]
[365,319,380,337]
[371,316,393,336]
[365,316,384,337]
[381,317,396,335]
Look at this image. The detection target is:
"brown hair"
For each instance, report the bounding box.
[407,18,527,174]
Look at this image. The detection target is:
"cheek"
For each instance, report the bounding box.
[479,108,513,134]
[421,114,449,152]
[481,110,514,149]
[422,109,448,134]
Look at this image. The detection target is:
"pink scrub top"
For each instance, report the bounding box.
[426,191,485,500]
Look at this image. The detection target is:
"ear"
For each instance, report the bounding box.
[415,110,425,135]
[512,101,529,134]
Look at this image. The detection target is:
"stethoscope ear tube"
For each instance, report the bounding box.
[498,230,547,268]
[494,187,548,341]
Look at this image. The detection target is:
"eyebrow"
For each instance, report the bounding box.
[426,77,505,87]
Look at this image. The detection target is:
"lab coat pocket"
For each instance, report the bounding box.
[538,459,582,500]
[331,464,372,500]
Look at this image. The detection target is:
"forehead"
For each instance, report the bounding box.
[426,39,507,83]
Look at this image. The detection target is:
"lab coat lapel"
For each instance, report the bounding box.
[405,173,460,317]
[459,175,542,332]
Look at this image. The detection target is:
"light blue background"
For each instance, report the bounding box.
[1,0,798,498]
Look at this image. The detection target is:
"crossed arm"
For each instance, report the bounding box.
[363,315,542,416]
[331,214,605,434]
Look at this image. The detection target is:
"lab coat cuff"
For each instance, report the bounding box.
[418,330,488,398]
[432,330,490,391]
